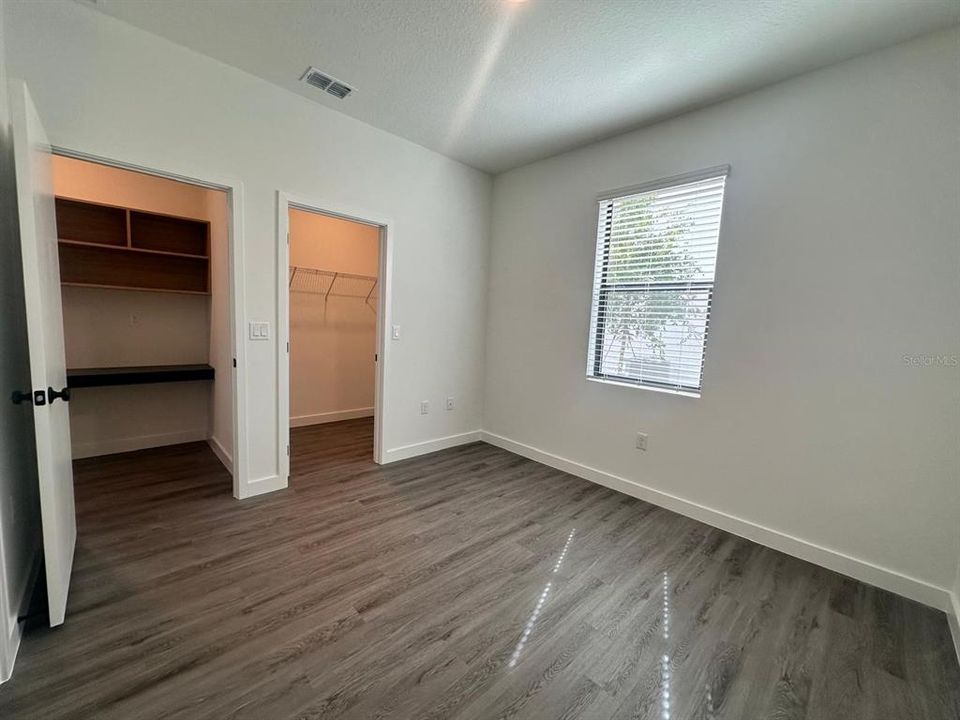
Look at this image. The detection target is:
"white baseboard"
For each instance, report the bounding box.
[949,591,960,667]
[480,431,954,613]
[382,430,482,463]
[207,436,233,474]
[238,474,288,500]
[290,407,374,428]
[72,429,207,459]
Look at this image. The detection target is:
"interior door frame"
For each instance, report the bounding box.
[49,146,249,499]
[276,191,392,474]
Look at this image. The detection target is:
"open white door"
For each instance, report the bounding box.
[10,80,76,627]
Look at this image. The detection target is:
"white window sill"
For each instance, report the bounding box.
[585,375,701,399]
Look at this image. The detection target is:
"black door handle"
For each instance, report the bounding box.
[10,389,45,406]
[47,386,70,404]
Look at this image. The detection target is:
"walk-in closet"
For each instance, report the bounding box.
[53,155,234,476]
[288,207,380,466]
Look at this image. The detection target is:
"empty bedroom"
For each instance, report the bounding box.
[0,1,957,718]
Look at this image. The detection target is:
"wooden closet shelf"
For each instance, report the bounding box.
[60,282,209,296]
[56,197,211,293]
[67,364,215,388]
[58,239,208,260]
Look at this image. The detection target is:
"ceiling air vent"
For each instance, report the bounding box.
[300,67,354,100]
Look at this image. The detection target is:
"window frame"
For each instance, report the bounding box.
[587,165,730,397]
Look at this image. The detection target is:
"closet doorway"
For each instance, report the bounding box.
[51,152,241,491]
[277,196,389,480]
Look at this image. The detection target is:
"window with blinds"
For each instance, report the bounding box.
[587,166,729,396]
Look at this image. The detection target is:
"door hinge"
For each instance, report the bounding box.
[286,444,290,456]
[286,341,289,353]
[233,358,237,368]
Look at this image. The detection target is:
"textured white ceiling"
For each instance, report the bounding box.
[89,0,960,174]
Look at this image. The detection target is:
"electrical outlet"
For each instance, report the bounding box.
[445,396,455,411]
[420,400,430,415]
[635,432,648,451]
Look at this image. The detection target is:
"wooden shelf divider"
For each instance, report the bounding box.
[56,197,211,295]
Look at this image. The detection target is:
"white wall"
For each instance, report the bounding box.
[3,0,491,491]
[62,286,212,459]
[0,0,41,681]
[289,210,378,426]
[61,288,209,367]
[290,210,380,276]
[52,156,229,459]
[67,383,211,459]
[484,28,960,606]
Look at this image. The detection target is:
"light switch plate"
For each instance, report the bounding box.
[249,321,270,340]
[392,325,401,340]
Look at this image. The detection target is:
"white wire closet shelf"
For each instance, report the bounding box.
[289,265,378,307]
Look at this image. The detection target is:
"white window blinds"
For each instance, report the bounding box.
[587,167,729,396]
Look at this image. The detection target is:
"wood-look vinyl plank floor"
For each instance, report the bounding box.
[1,417,957,719]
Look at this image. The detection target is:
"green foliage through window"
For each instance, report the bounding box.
[588,171,727,393]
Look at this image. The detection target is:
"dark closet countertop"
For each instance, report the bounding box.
[67,364,215,388]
